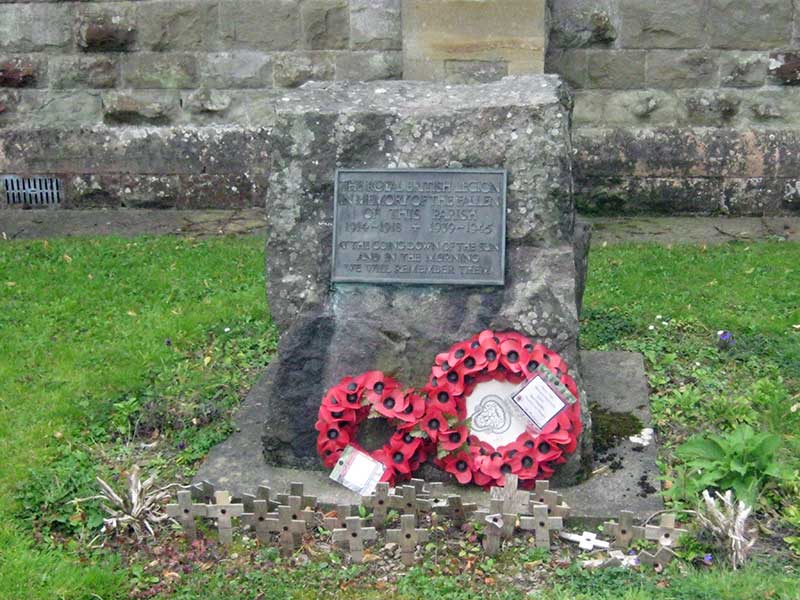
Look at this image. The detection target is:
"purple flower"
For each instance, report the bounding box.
[165,338,172,347]
[178,441,186,450]
[704,553,713,564]
[717,331,735,350]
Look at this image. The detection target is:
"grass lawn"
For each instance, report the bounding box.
[0,236,798,599]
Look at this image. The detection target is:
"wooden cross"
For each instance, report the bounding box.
[362,482,391,529]
[423,482,445,500]
[645,514,688,547]
[166,490,208,541]
[191,480,216,504]
[531,480,570,518]
[206,491,244,545]
[490,474,531,515]
[445,495,478,528]
[390,485,432,518]
[409,478,427,495]
[285,495,316,544]
[519,504,563,549]
[603,510,645,549]
[387,514,430,566]
[266,505,307,555]
[559,530,610,551]
[481,498,517,556]
[241,499,275,543]
[276,482,317,510]
[242,484,278,513]
[323,504,352,532]
[332,516,378,563]
[639,546,677,569]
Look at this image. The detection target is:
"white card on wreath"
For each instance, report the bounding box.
[511,365,576,430]
[329,445,386,496]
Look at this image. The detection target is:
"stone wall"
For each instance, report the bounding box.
[1,0,800,214]
[549,0,800,215]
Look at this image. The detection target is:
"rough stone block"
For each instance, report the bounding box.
[260,77,590,482]
[122,53,197,89]
[273,51,335,87]
[577,176,723,214]
[48,56,118,90]
[720,52,768,88]
[586,50,645,89]
[65,174,181,209]
[177,174,260,208]
[442,59,508,84]
[708,0,793,50]
[646,50,719,89]
[571,91,607,126]
[335,51,402,82]
[403,0,547,80]
[0,3,72,52]
[722,177,797,215]
[769,51,800,85]
[549,1,619,49]
[184,88,232,115]
[680,90,741,126]
[137,0,219,51]
[618,0,706,49]
[350,0,402,51]
[0,56,44,88]
[200,52,273,89]
[5,90,103,128]
[301,0,349,50]
[76,5,137,53]
[601,90,683,126]
[220,0,302,50]
[546,49,588,88]
[102,90,179,125]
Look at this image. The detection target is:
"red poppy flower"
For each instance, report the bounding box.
[421,407,449,441]
[439,424,469,452]
[318,404,359,426]
[372,387,409,419]
[424,385,459,415]
[441,451,474,484]
[499,338,529,374]
[395,391,427,423]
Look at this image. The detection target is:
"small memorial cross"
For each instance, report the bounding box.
[242,484,278,513]
[490,474,531,515]
[277,482,317,510]
[206,491,244,545]
[445,495,478,528]
[559,531,611,552]
[520,504,563,549]
[286,496,316,543]
[190,480,216,504]
[323,504,353,532]
[644,514,687,547]
[267,505,307,555]
[532,480,570,518]
[481,498,517,556]
[387,514,429,566]
[390,485,432,518]
[332,516,378,563]
[362,482,391,529]
[241,499,275,543]
[166,490,208,541]
[603,510,645,549]
[639,546,677,569]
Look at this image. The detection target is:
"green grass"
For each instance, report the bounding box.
[0,236,272,600]
[1,236,798,599]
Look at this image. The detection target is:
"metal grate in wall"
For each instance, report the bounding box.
[2,175,63,206]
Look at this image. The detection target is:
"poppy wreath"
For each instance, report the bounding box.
[422,330,583,489]
[315,371,431,485]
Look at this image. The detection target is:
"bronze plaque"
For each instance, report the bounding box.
[332,169,506,285]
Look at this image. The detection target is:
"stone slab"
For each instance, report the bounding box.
[195,350,661,521]
[402,0,547,82]
[260,75,590,481]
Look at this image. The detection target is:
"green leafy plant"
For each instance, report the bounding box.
[668,426,793,506]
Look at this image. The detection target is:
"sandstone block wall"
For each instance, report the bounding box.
[549,0,800,215]
[1,0,800,215]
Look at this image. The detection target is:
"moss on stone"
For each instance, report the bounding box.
[590,403,643,453]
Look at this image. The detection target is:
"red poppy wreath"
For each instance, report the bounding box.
[315,330,583,488]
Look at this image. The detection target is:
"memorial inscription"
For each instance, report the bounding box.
[332,169,507,286]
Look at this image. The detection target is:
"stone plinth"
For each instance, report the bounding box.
[261,75,592,485]
[402,0,547,82]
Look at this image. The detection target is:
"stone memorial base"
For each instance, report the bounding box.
[195,351,662,522]
[260,75,594,485]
